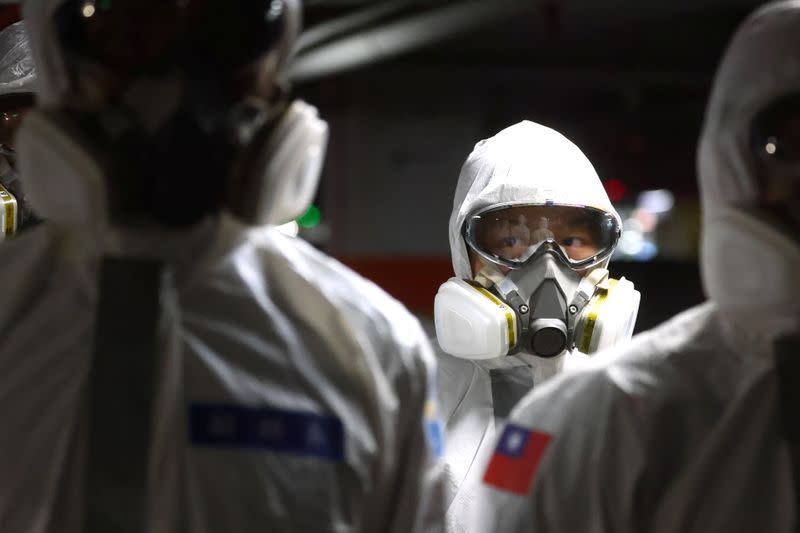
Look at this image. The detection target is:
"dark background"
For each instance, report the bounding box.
[285,0,768,332]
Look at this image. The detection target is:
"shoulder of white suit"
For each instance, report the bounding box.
[509,302,721,433]
[249,225,435,363]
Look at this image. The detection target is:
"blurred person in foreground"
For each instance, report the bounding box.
[0,1,445,532]
[0,20,39,239]
[433,120,639,533]
[472,2,800,531]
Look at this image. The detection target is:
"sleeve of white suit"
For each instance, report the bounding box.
[470,364,650,533]
[381,335,446,533]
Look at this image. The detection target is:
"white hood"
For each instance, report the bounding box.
[698,0,800,212]
[22,0,302,107]
[21,0,302,107]
[448,120,620,279]
[698,0,800,331]
[21,0,63,106]
[0,21,37,96]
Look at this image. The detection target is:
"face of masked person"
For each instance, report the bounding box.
[36,0,292,227]
[462,203,623,357]
[437,122,639,361]
[18,0,331,231]
[435,200,639,360]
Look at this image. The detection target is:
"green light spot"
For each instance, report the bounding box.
[99,0,112,10]
[297,205,321,229]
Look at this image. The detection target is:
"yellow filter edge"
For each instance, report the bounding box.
[465,279,517,350]
[578,278,619,354]
[0,183,17,238]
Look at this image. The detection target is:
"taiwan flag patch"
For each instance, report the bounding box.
[483,423,552,495]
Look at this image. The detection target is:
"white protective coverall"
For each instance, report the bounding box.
[471,2,800,532]
[438,120,621,533]
[0,3,445,533]
[0,218,445,533]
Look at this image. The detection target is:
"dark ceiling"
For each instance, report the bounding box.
[297,0,769,81]
[292,1,772,198]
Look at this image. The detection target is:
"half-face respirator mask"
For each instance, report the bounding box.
[435,203,640,359]
[17,0,327,229]
[0,148,19,239]
[0,92,37,239]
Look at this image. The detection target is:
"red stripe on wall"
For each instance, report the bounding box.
[337,256,454,316]
[0,6,20,31]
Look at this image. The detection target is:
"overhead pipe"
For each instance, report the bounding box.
[290,0,533,83]
[291,0,764,84]
[296,0,425,55]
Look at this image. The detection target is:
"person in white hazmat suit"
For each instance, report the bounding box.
[0,20,40,238]
[432,120,640,532]
[0,1,445,532]
[471,2,800,532]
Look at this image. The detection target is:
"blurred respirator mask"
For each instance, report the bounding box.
[435,203,640,359]
[0,149,18,240]
[17,0,328,229]
[0,92,38,239]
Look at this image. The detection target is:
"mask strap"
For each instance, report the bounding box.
[473,260,530,352]
[566,268,609,337]
[474,260,523,303]
[473,260,505,289]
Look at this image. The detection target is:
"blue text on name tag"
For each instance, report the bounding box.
[188,403,344,461]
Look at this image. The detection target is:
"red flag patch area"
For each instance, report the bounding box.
[483,423,552,495]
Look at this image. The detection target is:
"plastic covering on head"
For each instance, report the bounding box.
[698,0,800,212]
[0,21,36,96]
[448,120,620,279]
[22,0,301,106]
[698,0,800,322]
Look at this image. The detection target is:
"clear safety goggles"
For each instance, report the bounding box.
[751,92,800,168]
[52,0,288,76]
[749,93,800,231]
[462,203,621,271]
